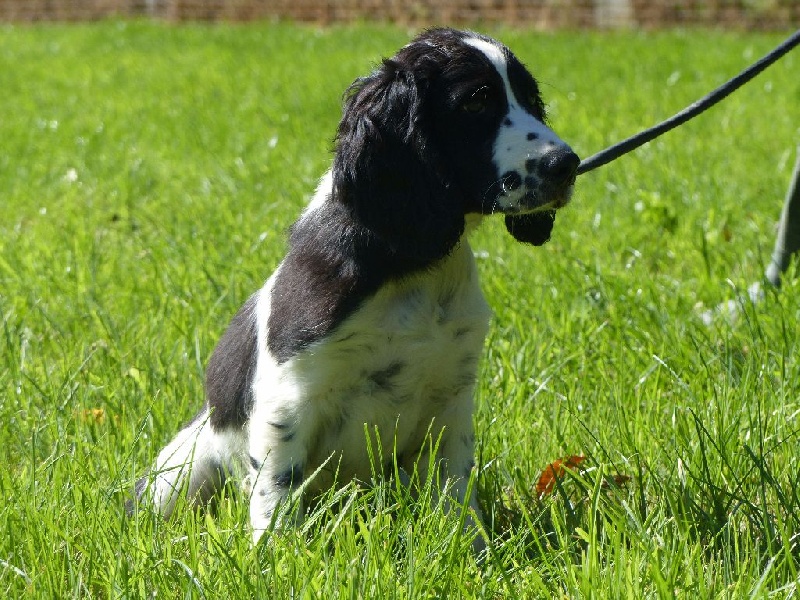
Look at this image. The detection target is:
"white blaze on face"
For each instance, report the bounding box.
[464,35,573,212]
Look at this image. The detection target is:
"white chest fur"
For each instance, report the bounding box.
[251,241,492,493]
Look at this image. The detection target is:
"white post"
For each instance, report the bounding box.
[594,0,634,28]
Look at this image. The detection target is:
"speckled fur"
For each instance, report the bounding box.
[131,28,578,553]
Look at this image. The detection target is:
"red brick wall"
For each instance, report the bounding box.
[1,0,798,29]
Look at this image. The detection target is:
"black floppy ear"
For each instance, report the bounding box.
[332,60,464,264]
[505,211,556,246]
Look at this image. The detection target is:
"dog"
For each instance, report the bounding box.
[131,28,579,550]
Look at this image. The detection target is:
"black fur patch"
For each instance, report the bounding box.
[206,293,259,429]
[368,361,405,391]
[267,28,555,361]
[506,54,546,121]
[268,30,516,362]
[274,464,304,488]
[267,202,416,362]
[505,211,556,246]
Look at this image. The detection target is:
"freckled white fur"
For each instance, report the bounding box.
[465,36,574,213]
[249,176,492,540]
[145,172,492,546]
[139,31,575,555]
[146,413,246,516]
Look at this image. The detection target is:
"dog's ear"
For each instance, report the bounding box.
[332,59,464,264]
[504,211,556,246]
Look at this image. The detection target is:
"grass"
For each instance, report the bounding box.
[1,19,799,597]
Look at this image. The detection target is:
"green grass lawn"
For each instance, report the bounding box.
[1,20,799,597]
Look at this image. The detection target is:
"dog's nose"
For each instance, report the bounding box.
[538,148,580,185]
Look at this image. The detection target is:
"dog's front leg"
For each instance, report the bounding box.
[431,396,486,555]
[247,413,309,544]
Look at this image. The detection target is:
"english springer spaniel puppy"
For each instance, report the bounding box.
[132,28,579,551]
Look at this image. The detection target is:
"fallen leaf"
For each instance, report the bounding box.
[535,455,586,497]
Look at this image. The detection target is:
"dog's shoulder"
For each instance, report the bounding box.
[273,239,492,393]
[265,171,464,366]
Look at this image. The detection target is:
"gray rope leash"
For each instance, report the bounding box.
[577,28,800,175]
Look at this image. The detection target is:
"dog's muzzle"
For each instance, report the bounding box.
[499,146,580,214]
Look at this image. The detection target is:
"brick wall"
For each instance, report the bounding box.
[1,0,798,28]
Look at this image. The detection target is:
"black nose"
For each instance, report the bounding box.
[538,148,580,184]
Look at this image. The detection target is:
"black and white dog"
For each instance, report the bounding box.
[133,28,579,548]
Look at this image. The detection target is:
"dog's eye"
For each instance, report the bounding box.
[462,87,490,114]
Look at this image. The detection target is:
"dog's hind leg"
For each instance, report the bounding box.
[132,407,245,517]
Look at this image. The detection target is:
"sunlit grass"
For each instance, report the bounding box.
[1,21,798,597]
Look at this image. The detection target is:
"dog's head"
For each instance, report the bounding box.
[332,28,579,262]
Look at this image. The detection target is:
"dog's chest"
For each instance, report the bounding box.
[287,245,491,482]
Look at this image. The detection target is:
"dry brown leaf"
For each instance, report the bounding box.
[535,455,586,497]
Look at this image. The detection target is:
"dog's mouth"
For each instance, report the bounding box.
[486,173,576,216]
[501,176,575,215]
[486,148,580,216]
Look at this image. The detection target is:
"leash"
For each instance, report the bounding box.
[577,28,800,175]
